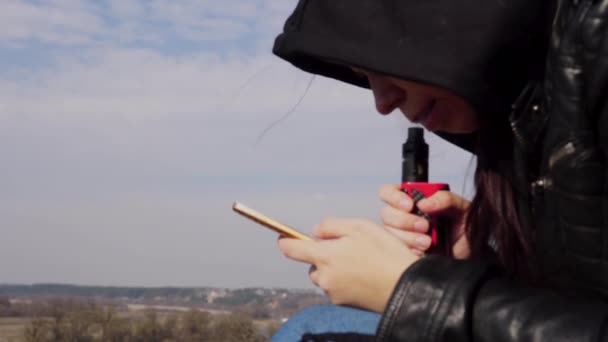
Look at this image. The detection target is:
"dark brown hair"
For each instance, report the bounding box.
[465,115,535,280]
[463,6,553,279]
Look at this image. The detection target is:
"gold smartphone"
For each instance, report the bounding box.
[232,201,313,241]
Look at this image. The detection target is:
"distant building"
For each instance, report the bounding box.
[206,290,226,304]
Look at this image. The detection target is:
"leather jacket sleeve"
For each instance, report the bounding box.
[374,1,608,341]
[375,256,608,342]
[374,1,608,340]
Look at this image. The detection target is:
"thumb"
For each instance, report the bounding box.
[417,191,468,217]
[313,218,364,239]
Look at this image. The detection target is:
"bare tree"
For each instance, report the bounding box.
[132,310,173,342]
[23,317,50,342]
[210,313,264,342]
[178,309,212,341]
[64,310,95,342]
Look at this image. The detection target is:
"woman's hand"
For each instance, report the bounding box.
[379,184,470,259]
[278,218,419,313]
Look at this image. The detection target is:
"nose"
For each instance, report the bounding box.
[367,73,406,115]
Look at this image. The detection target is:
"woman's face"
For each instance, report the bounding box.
[353,68,479,134]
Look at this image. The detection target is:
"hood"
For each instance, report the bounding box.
[272,0,549,151]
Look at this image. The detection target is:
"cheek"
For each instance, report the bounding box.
[442,101,479,133]
[458,101,480,131]
[463,111,480,132]
[401,92,427,117]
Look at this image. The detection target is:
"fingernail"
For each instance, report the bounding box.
[415,235,431,248]
[399,198,411,210]
[414,220,427,232]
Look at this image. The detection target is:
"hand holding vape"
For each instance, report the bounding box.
[401,127,451,256]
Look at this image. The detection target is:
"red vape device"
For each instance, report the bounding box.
[401,127,451,256]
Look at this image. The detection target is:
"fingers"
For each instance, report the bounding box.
[452,234,471,260]
[379,184,412,212]
[313,218,367,239]
[381,206,429,233]
[277,238,318,264]
[280,218,372,263]
[379,185,470,219]
[280,218,373,264]
[417,190,469,216]
[384,227,430,255]
[378,187,432,254]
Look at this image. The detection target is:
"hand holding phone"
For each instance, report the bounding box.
[232,201,313,241]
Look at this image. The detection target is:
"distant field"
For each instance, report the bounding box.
[125,303,228,315]
[0,318,28,342]
[0,284,310,341]
[0,310,281,342]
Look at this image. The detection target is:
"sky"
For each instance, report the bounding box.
[0,0,475,289]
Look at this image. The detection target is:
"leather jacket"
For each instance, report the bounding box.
[376,0,608,341]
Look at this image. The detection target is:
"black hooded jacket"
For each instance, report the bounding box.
[273,0,549,152]
[273,0,608,341]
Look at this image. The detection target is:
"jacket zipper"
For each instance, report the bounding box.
[530,139,580,197]
[509,82,543,147]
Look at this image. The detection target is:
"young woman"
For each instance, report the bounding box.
[270,0,608,341]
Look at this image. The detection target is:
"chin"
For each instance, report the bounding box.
[427,125,476,134]
[447,127,478,134]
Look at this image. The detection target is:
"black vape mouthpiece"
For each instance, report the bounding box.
[402,127,429,182]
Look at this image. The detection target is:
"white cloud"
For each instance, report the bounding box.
[0,0,281,45]
[148,0,258,23]
[174,20,251,42]
[0,0,103,44]
[108,0,145,18]
[0,0,476,287]
[0,45,372,121]
[0,39,473,189]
